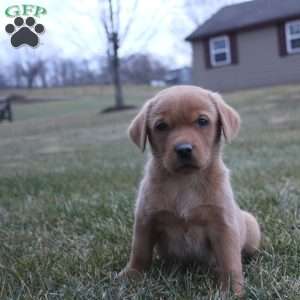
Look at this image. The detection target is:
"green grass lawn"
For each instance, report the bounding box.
[0,84,299,299]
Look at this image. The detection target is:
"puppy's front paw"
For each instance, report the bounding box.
[117,267,143,281]
[219,290,244,300]
[220,286,244,299]
[233,287,245,299]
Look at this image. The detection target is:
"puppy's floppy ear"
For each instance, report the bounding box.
[209,92,240,143]
[128,99,153,151]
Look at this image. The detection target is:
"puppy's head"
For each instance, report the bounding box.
[128,86,240,173]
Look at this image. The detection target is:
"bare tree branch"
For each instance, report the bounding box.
[108,0,115,33]
[115,0,121,34]
[120,0,139,44]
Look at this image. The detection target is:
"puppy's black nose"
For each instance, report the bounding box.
[175,143,193,159]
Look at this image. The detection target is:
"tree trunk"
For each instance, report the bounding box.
[27,76,34,89]
[112,32,124,108]
[7,99,13,122]
[40,72,48,88]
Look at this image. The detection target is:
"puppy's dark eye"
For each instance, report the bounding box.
[197,116,209,128]
[155,122,169,131]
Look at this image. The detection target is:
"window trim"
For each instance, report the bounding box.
[209,35,232,67]
[285,20,300,54]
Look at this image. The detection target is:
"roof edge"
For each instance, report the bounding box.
[185,13,300,42]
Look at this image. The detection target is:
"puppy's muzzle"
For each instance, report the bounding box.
[174,143,193,160]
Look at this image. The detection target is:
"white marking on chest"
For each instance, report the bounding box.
[173,180,204,218]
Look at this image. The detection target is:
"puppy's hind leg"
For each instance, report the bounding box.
[242,211,261,256]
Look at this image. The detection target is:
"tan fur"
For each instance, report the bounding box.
[119,85,261,297]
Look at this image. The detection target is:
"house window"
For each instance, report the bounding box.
[209,35,231,66]
[285,20,300,54]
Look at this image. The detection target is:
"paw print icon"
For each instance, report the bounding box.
[5,17,45,48]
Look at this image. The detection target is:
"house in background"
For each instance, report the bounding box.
[164,67,192,85]
[186,0,300,91]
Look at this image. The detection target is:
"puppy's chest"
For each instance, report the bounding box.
[174,188,202,217]
[149,185,210,261]
[153,209,211,263]
[160,180,205,217]
[145,180,206,231]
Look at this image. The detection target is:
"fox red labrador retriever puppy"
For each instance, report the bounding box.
[119,86,261,297]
